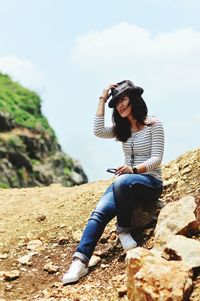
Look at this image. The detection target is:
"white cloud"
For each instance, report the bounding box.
[71,22,200,96]
[72,22,200,66]
[168,114,200,132]
[0,55,45,93]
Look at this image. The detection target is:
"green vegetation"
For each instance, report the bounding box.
[0,182,9,189]
[0,72,88,188]
[7,135,24,148]
[0,73,55,137]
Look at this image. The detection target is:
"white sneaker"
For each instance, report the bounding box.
[118,233,137,252]
[62,260,88,284]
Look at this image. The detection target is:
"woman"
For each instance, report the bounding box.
[62,80,164,284]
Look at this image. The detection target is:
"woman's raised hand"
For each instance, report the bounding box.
[99,84,118,103]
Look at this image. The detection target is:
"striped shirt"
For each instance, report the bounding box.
[94,115,164,181]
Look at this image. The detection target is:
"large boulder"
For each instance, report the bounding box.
[126,247,193,301]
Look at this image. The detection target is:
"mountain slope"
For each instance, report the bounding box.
[0,73,87,188]
[0,148,199,300]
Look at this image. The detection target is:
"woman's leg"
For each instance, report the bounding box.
[63,184,116,284]
[74,184,116,262]
[113,174,162,232]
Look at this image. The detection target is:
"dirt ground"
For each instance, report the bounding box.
[0,180,200,300]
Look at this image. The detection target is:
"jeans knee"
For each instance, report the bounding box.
[90,208,115,225]
[113,174,131,194]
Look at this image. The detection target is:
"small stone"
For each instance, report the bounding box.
[94,250,104,257]
[0,253,8,259]
[88,255,101,267]
[100,263,109,269]
[118,285,127,297]
[44,263,59,274]
[42,289,52,298]
[18,254,32,266]
[72,230,82,242]
[3,270,20,281]
[18,252,37,266]
[112,274,126,281]
[27,239,43,250]
[109,232,117,241]
[99,237,107,244]
[58,237,69,245]
[51,282,63,288]
[36,214,46,222]
[5,283,13,291]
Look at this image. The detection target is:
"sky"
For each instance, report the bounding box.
[0,0,199,182]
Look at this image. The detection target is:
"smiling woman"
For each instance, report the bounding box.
[62,80,165,285]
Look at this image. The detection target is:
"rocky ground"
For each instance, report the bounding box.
[0,148,200,300]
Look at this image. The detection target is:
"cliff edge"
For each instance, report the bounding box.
[0,73,88,188]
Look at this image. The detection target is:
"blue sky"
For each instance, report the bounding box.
[0,0,200,181]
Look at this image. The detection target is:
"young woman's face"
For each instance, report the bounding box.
[115,95,132,118]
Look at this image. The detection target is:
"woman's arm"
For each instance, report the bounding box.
[140,120,165,172]
[96,83,117,116]
[94,84,117,139]
[96,98,106,117]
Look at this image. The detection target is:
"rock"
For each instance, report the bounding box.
[3,270,20,281]
[162,149,200,203]
[44,263,59,274]
[164,235,200,268]
[0,73,88,189]
[35,214,46,222]
[27,239,43,251]
[100,263,109,269]
[58,237,69,245]
[88,255,101,267]
[72,229,82,242]
[18,252,38,265]
[109,232,117,241]
[126,247,193,301]
[117,285,127,297]
[154,196,199,250]
[0,253,8,259]
[130,199,163,230]
[0,111,15,131]
[4,283,13,291]
[94,250,104,257]
[195,198,200,230]
[70,171,85,185]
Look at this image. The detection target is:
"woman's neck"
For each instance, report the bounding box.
[128,116,144,132]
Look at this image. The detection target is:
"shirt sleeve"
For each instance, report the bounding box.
[93,115,115,139]
[143,120,165,171]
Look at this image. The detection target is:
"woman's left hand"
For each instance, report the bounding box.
[115,165,133,176]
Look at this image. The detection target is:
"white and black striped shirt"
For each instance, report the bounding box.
[94,115,164,181]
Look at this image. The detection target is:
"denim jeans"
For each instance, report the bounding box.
[73,174,162,263]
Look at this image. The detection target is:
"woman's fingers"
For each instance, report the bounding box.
[116,165,132,175]
[102,84,118,99]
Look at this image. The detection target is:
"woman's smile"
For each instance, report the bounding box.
[116,95,131,117]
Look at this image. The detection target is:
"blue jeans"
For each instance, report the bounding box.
[74,174,162,262]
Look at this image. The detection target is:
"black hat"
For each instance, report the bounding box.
[108,80,144,108]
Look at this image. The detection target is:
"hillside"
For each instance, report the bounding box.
[0,148,199,300]
[0,73,87,188]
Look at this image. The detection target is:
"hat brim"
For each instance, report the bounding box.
[108,86,144,108]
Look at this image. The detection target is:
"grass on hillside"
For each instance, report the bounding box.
[0,73,55,137]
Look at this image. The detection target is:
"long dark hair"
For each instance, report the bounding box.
[112,89,148,142]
